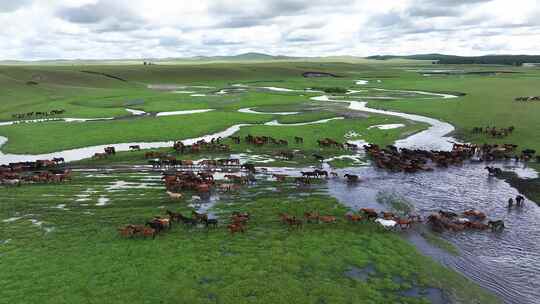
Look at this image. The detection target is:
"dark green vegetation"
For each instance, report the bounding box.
[500,164,540,206]
[0,172,499,304]
[367,54,540,66]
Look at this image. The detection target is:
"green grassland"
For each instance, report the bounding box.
[0,172,499,304]
[1,61,539,156]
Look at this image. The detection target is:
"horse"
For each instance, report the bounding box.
[304,212,320,223]
[192,211,208,223]
[516,195,525,207]
[285,217,303,230]
[465,221,488,230]
[145,220,166,234]
[314,170,328,178]
[438,210,458,219]
[166,210,184,223]
[129,145,141,151]
[203,218,218,229]
[345,214,363,223]
[375,218,397,230]
[395,218,412,229]
[463,209,486,220]
[279,212,291,224]
[294,136,304,144]
[92,153,108,159]
[488,220,505,232]
[232,214,249,225]
[118,226,135,238]
[166,191,183,200]
[381,212,396,220]
[360,208,378,221]
[485,166,502,176]
[227,223,246,235]
[272,174,287,182]
[301,171,319,179]
[344,174,360,183]
[319,216,336,224]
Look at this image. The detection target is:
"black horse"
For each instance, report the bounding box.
[488,220,505,232]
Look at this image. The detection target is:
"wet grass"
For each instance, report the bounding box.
[421,231,460,256]
[0,173,500,304]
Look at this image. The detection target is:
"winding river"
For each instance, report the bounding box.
[0,84,538,303]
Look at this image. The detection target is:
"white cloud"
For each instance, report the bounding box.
[0,0,538,60]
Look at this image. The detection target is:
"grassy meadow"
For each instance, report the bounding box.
[0,172,499,304]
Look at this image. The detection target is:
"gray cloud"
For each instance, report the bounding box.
[56,1,140,24]
[0,0,538,60]
[406,0,494,17]
[0,0,32,12]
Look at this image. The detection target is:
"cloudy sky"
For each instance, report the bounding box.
[1,0,539,60]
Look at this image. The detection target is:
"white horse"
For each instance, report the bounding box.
[1,179,21,186]
[375,218,397,230]
[166,191,183,200]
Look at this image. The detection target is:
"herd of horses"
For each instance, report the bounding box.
[118,203,507,240]
[472,126,515,138]
[173,138,230,154]
[118,210,245,238]
[231,134,297,147]
[364,142,538,174]
[11,109,66,120]
[0,158,71,186]
[515,96,540,102]
[427,210,505,233]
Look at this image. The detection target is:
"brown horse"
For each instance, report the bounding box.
[286,217,303,229]
[319,216,337,223]
[360,208,378,221]
[192,211,208,223]
[345,214,363,223]
[304,211,320,223]
[463,209,486,220]
[395,218,412,229]
[228,223,246,234]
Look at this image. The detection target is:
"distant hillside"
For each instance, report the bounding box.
[185,52,298,62]
[367,54,540,65]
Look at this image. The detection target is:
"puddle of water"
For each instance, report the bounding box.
[400,287,449,304]
[3,217,22,223]
[344,264,376,282]
[259,87,296,92]
[172,91,196,94]
[355,80,369,85]
[367,124,405,130]
[155,109,214,117]
[238,108,299,115]
[105,180,160,191]
[264,117,344,126]
[53,204,69,210]
[126,108,147,116]
[96,197,110,206]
